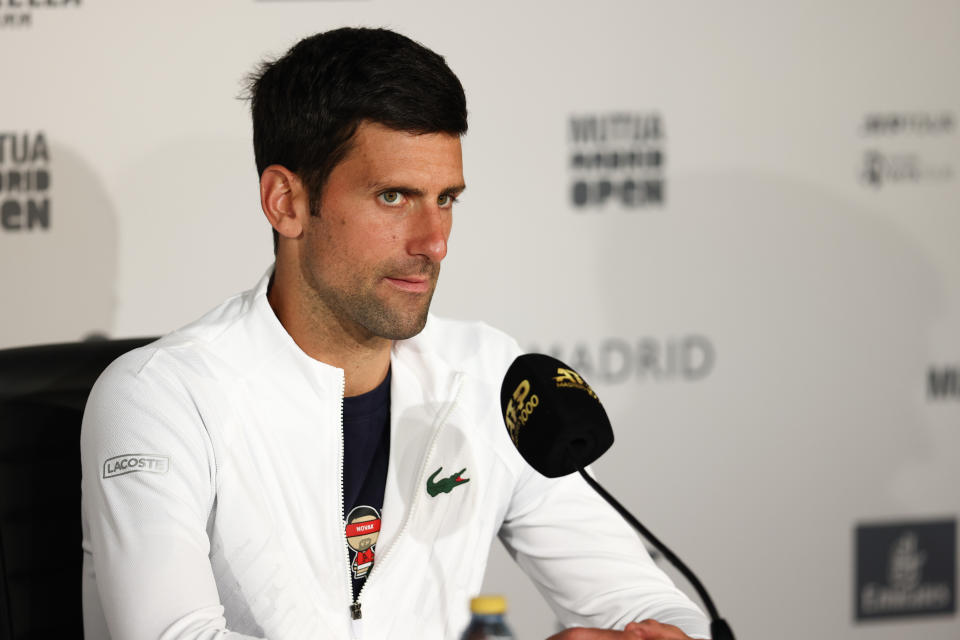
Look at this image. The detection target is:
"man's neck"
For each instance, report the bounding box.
[267,263,392,397]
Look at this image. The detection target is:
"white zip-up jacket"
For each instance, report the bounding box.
[80,269,710,640]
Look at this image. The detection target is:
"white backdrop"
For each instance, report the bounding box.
[2,1,959,638]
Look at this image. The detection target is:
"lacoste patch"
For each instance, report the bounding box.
[426,466,469,497]
[103,454,170,479]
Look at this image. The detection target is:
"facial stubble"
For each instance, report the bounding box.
[303,252,440,343]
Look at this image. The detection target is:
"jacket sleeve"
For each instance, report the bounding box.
[80,352,265,640]
[498,464,712,639]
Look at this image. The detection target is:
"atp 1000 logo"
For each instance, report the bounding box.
[568,112,665,210]
[859,111,955,188]
[504,379,539,446]
[1,132,51,232]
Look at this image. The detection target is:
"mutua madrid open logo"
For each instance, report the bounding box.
[855,519,956,621]
[0,0,80,29]
[1,132,51,232]
[569,112,665,210]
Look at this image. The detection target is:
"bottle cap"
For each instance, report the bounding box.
[470,595,507,615]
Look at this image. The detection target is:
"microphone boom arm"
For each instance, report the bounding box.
[576,468,735,640]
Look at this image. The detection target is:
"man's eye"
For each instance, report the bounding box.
[437,194,458,208]
[379,191,404,206]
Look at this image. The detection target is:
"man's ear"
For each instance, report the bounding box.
[260,165,310,240]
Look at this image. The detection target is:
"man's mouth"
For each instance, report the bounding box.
[384,276,432,293]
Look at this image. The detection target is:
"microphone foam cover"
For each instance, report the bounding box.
[500,353,614,478]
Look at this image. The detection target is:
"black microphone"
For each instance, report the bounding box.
[500,352,614,477]
[500,353,735,640]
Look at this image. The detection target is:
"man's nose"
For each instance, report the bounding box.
[408,204,450,263]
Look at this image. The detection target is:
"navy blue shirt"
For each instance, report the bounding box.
[342,368,391,602]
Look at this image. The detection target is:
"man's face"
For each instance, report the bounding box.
[299,121,464,341]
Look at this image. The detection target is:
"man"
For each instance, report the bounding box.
[80,27,710,640]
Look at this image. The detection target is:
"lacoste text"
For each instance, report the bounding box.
[103,454,169,479]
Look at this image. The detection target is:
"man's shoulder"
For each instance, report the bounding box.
[96,281,266,391]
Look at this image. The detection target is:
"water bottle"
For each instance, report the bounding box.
[460,595,515,640]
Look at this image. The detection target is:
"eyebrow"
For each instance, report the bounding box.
[368,182,467,198]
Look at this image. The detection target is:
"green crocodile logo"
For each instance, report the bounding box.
[426,466,470,497]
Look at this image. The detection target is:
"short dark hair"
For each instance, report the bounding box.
[247,27,468,252]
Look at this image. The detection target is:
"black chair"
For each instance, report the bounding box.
[0,338,156,640]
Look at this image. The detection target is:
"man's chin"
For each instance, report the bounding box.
[374,311,430,341]
[375,288,435,340]
[347,284,436,341]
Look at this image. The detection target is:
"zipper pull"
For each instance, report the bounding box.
[350,602,364,639]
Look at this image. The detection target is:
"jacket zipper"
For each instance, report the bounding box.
[336,373,363,638]
[346,373,465,636]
